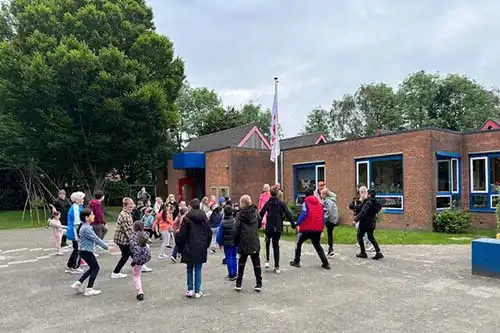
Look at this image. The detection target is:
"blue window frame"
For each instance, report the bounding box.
[355,154,404,214]
[436,152,461,210]
[469,152,500,212]
[293,162,325,204]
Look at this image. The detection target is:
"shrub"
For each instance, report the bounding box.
[433,209,471,233]
[103,180,130,206]
[287,202,301,221]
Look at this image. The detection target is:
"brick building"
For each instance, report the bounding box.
[166,119,500,230]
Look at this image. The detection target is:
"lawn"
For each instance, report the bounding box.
[0,206,122,230]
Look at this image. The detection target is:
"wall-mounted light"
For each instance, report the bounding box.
[225,164,229,169]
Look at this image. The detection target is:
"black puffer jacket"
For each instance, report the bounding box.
[175,209,212,264]
[349,199,363,216]
[234,205,261,255]
[354,198,382,229]
[259,197,295,232]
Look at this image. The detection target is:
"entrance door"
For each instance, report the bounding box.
[315,164,325,190]
[178,178,196,202]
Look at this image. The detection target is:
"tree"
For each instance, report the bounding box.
[302,107,330,138]
[0,0,184,191]
[329,94,363,139]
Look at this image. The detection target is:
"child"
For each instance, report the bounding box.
[130,221,152,301]
[170,206,188,263]
[48,211,66,255]
[142,208,155,239]
[217,205,237,281]
[153,204,174,259]
[175,199,212,298]
[70,208,108,296]
[209,204,223,254]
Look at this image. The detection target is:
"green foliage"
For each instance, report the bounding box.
[433,209,471,233]
[0,0,184,190]
[302,107,330,138]
[287,202,301,221]
[103,180,130,207]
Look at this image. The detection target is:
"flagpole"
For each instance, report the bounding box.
[274,77,279,185]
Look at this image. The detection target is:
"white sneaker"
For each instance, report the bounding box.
[56,252,64,256]
[264,262,270,269]
[274,267,281,274]
[84,288,102,296]
[194,291,204,299]
[170,256,177,263]
[185,290,194,298]
[158,254,167,260]
[66,268,83,274]
[74,268,84,274]
[111,272,127,279]
[141,265,152,273]
[70,281,83,294]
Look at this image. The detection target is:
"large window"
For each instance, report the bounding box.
[469,153,500,211]
[294,162,325,204]
[436,153,461,210]
[355,154,404,213]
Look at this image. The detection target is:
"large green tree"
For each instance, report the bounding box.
[301,107,330,138]
[0,0,184,190]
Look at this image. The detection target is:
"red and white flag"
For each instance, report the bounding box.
[270,80,280,162]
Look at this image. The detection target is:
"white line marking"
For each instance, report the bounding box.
[36,255,50,260]
[0,264,8,268]
[8,259,38,265]
[42,248,54,252]
[30,248,42,252]
[3,248,28,254]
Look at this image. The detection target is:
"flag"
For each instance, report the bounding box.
[270,80,280,162]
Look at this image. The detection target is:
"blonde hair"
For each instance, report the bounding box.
[70,191,85,203]
[321,188,330,196]
[239,195,252,208]
[263,184,270,192]
[122,197,134,207]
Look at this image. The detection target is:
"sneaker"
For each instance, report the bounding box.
[322,263,331,270]
[56,252,64,256]
[194,291,204,299]
[254,284,262,292]
[83,288,102,297]
[274,267,281,274]
[327,248,334,257]
[222,258,227,265]
[372,252,384,260]
[235,286,242,292]
[111,272,127,279]
[185,290,194,298]
[70,281,83,294]
[136,293,144,301]
[356,253,368,259]
[366,246,374,252]
[264,262,270,269]
[141,265,153,273]
[170,256,177,263]
[289,261,301,268]
[158,254,167,260]
[210,249,216,255]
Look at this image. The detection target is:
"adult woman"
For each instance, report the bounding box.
[257,184,271,229]
[112,197,135,279]
[53,189,71,247]
[200,197,210,215]
[349,186,371,251]
[66,191,85,274]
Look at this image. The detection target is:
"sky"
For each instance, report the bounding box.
[147,0,500,137]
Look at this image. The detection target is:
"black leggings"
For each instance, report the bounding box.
[357,227,381,254]
[67,241,80,269]
[61,234,67,247]
[113,244,131,274]
[237,252,262,286]
[79,251,100,288]
[326,223,335,249]
[293,231,328,265]
[265,231,281,268]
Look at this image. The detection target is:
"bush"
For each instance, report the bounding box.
[103,180,130,207]
[287,202,301,221]
[433,209,471,233]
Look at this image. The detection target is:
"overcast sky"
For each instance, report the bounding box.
[147,0,500,137]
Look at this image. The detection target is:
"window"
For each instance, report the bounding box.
[436,154,461,210]
[293,162,325,201]
[355,155,403,212]
[469,153,500,211]
[210,186,229,199]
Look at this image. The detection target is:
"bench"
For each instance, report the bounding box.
[472,238,500,278]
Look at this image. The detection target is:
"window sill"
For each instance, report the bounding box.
[469,208,496,213]
[382,209,404,214]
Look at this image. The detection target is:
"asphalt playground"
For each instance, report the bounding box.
[1,226,499,333]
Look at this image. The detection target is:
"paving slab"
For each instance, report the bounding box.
[0,227,499,333]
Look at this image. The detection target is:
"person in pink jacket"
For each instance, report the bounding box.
[258,184,271,229]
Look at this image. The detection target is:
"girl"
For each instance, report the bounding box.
[70,208,108,296]
[175,199,211,298]
[170,205,189,263]
[208,204,223,254]
[130,221,152,301]
[48,211,66,255]
[200,197,210,215]
[142,207,155,239]
[349,186,372,251]
[66,191,85,274]
[153,204,174,259]
[258,184,271,229]
[153,197,163,214]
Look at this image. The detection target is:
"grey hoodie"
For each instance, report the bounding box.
[323,192,339,224]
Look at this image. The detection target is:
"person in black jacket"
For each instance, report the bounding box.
[217,205,238,280]
[349,186,372,250]
[353,189,384,260]
[175,199,212,298]
[234,195,262,292]
[52,190,71,247]
[259,188,295,274]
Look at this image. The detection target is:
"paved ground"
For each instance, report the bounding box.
[1,227,499,333]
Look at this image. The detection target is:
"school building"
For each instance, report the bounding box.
[166,119,500,230]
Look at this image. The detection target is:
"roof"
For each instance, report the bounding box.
[280,133,326,151]
[479,118,500,129]
[183,123,256,152]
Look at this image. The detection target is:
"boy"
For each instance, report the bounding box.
[217,205,237,281]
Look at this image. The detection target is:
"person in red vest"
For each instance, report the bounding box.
[290,189,330,270]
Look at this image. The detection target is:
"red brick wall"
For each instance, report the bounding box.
[463,131,500,228]
[283,131,435,230]
[230,148,274,204]
[167,159,185,200]
[205,149,231,197]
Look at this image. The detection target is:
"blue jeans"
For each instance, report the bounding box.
[223,246,237,278]
[186,263,203,293]
[171,246,178,258]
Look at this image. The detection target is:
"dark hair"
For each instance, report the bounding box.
[225,200,232,207]
[51,210,61,218]
[368,189,377,198]
[133,220,144,232]
[179,207,188,215]
[137,233,149,247]
[80,208,92,222]
[270,188,278,197]
[224,205,233,217]
[305,189,314,197]
[94,190,104,200]
[190,198,201,210]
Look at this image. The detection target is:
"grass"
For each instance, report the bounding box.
[0,206,122,230]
